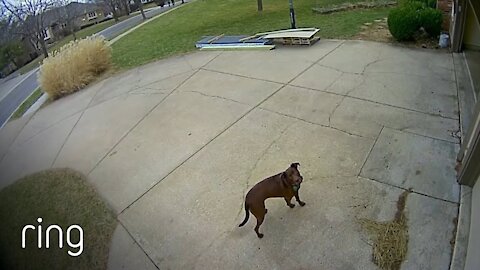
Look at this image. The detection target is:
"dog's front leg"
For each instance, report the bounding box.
[294,191,306,206]
[284,196,295,208]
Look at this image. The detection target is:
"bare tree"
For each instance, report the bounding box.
[54,0,86,41]
[99,0,120,22]
[134,0,146,20]
[118,0,130,16]
[0,0,53,58]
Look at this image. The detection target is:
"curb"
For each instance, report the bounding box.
[0,86,42,129]
[24,93,48,117]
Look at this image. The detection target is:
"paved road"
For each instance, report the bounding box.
[0,3,183,128]
[0,69,38,128]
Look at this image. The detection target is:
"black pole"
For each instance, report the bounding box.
[289,0,296,29]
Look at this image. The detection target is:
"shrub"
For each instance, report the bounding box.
[388,5,421,41]
[419,7,443,37]
[39,36,111,99]
[399,0,436,8]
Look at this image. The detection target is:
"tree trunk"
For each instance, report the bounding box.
[113,9,120,22]
[123,0,130,15]
[137,0,147,20]
[39,37,48,58]
[257,0,263,11]
[71,25,77,40]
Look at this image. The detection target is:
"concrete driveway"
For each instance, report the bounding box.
[0,40,461,269]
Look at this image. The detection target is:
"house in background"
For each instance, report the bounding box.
[42,2,111,43]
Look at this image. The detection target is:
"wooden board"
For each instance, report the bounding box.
[199,44,275,50]
[262,29,320,39]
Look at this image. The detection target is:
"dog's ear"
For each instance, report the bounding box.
[281,171,287,180]
[290,162,300,169]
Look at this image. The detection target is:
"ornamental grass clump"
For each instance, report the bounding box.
[39,36,111,99]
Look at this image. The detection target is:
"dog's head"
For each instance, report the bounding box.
[283,162,303,186]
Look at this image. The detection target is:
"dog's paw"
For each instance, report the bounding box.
[288,204,295,208]
[299,201,306,207]
[257,233,264,238]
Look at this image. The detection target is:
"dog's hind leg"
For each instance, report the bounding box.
[254,216,264,238]
[251,204,266,238]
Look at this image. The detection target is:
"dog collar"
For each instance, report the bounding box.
[293,184,300,192]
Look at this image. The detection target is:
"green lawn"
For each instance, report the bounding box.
[111,0,392,68]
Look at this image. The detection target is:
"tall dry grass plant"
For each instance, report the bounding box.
[39,36,111,99]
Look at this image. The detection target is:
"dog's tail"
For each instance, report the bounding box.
[238,202,250,227]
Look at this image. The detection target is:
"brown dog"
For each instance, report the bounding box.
[239,163,305,238]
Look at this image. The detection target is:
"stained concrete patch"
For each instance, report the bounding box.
[204,41,342,83]
[331,97,459,142]
[12,83,101,148]
[402,192,457,270]
[361,127,459,202]
[348,72,459,119]
[177,69,282,106]
[0,116,31,160]
[53,94,165,174]
[88,91,252,213]
[260,85,343,126]
[107,225,158,270]
[0,113,81,190]
[119,109,374,269]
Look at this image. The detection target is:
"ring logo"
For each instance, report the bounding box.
[21,218,84,257]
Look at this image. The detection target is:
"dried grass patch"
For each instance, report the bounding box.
[39,36,111,99]
[359,190,411,270]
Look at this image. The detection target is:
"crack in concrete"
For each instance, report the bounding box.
[184,90,250,106]
[361,58,382,74]
[128,69,195,93]
[358,126,384,178]
[200,67,286,85]
[316,64,360,75]
[327,77,362,128]
[258,107,365,138]
[128,91,167,96]
[235,123,293,221]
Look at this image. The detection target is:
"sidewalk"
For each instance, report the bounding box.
[0,40,461,269]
